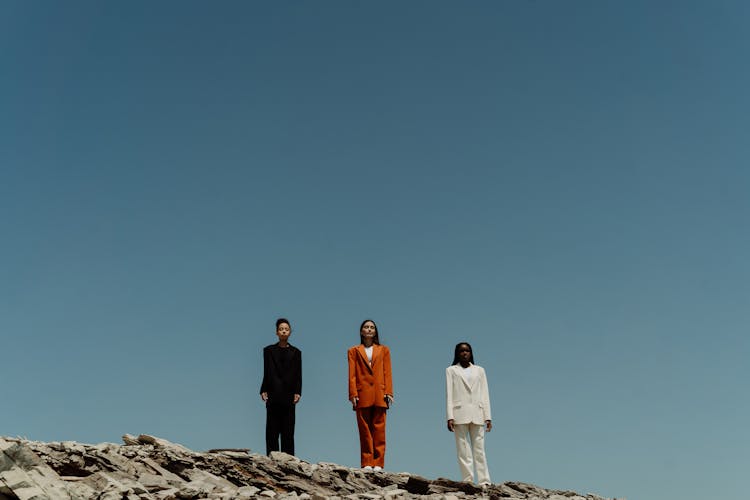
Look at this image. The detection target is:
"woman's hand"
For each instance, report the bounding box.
[485,420,492,432]
[350,397,359,410]
[447,419,455,432]
[260,392,268,402]
[385,395,394,407]
[293,394,301,404]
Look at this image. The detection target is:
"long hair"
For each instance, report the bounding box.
[359,319,380,345]
[452,342,475,365]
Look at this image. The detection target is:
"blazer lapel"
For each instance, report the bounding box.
[454,364,472,391]
[270,345,281,374]
[357,345,373,373]
[469,366,480,391]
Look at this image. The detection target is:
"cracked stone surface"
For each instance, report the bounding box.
[0,435,619,500]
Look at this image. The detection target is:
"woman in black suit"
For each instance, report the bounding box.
[260,318,302,455]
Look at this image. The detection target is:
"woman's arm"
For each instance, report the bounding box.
[347,348,358,408]
[294,349,302,403]
[383,346,393,398]
[480,367,492,423]
[260,347,270,401]
[446,367,455,431]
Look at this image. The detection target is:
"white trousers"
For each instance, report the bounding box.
[453,423,490,485]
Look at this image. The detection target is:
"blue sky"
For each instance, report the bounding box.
[1,2,748,499]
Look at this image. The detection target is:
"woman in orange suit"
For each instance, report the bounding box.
[347,319,393,471]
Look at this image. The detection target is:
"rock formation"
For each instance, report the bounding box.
[0,434,617,500]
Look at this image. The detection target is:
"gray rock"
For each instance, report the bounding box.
[237,485,260,496]
[138,472,174,492]
[153,487,180,499]
[81,471,150,497]
[0,438,75,500]
[212,450,250,459]
[384,488,408,499]
[0,435,616,500]
[271,451,301,463]
[176,482,205,499]
[182,468,236,492]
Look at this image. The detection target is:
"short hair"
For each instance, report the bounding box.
[359,319,380,345]
[452,342,475,365]
[276,318,291,330]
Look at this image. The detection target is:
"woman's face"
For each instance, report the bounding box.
[276,322,291,342]
[360,321,377,340]
[457,344,472,364]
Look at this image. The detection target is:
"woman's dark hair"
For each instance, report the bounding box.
[359,319,380,345]
[452,342,475,365]
[276,318,291,330]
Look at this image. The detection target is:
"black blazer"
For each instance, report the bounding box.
[260,344,302,406]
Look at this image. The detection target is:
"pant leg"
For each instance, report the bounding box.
[280,404,296,456]
[265,403,281,455]
[453,423,474,483]
[356,407,375,467]
[468,423,491,485]
[371,407,387,467]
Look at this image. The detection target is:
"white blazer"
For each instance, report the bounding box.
[446,363,492,425]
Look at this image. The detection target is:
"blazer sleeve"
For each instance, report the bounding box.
[383,346,393,396]
[480,367,492,421]
[446,367,454,421]
[348,348,358,400]
[260,347,271,395]
[294,348,302,396]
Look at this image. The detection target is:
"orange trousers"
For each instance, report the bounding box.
[356,406,387,467]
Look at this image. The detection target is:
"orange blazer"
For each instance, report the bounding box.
[347,344,393,409]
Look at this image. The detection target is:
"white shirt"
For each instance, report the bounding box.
[365,345,374,364]
[461,365,476,386]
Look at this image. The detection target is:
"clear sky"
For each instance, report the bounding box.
[2,2,748,500]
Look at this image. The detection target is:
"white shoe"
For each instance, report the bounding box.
[362,466,373,471]
[373,466,382,471]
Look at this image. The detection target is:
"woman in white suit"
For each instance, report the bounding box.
[446,342,492,486]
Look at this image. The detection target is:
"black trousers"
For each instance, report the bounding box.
[265,402,295,455]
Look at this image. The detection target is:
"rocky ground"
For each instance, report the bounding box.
[0,434,617,500]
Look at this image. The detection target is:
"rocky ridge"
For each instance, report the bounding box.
[0,434,617,500]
